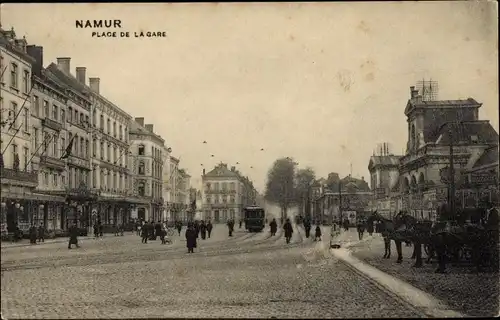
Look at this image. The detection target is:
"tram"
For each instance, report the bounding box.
[243,206,265,232]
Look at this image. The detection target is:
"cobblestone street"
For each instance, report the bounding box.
[1,226,423,319]
[349,234,499,317]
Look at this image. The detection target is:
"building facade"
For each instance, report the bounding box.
[368,143,402,218]
[398,86,499,219]
[201,163,257,223]
[0,27,39,235]
[129,117,165,222]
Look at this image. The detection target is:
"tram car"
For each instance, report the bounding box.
[243,206,265,232]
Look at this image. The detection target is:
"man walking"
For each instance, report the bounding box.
[206,220,213,238]
[68,223,80,249]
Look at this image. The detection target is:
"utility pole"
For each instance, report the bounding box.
[448,125,456,220]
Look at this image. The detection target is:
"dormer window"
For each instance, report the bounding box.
[470,135,478,143]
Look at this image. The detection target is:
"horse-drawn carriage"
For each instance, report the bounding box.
[367,206,499,273]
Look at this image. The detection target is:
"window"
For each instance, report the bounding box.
[119,124,122,140]
[222,182,227,191]
[100,141,104,159]
[206,196,211,204]
[471,135,479,143]
[44,132,49,154]
[68,107,72,122]
[11,101,18,126]
[68,168,73,187]
[44,172,49,186]
[33,128,38,151]
[61,174,66,186]
[230,182,235,191]
[53,135,58,158]
[113,121,116,137]
[222,210,228,221]
[214,196,219,204]
[100,114,104,129]
[85,139,89,158]
[138,182,145,196]
[85,115,89,127]
[222,195,227,203]
[124,127,128,142]
[23,108,28,131]
[107,143,111,161]
[80,137,84,157]
[92,139,97,157]
[53,174,58,187]
[33,95,40,117]
[113,146,117,163]
[79,113,83,125]
[92,168,97,188]
[214,182,219,191]
[138,161,145,175]
[107,118,110,134]
[23,147,28,171]
[23,70,29,93]
[60,109,65,123]
[43,100,49,118]
[92,109,96,127]
[74,135,78,156]
[138,145,145,155]
[230,195,235,203]
[10,63,18,88]
[52,105,58,121]
[61,137,65,155]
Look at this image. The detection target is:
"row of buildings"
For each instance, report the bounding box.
[309,84,498,223]
[0,26,195,233]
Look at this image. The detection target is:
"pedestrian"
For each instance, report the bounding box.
[314,225,322,241]
[357,220,365,240]
[206,220,213,238]
[29,224,37,244]
[239,220,243,229]
[303,219,311,238]
[200,220,207,240]
[185,223,197,253]
[149,221,156,241]
[141,221,149,244]
[155,221,162,240]
[37,223,46,243]
[270,218,277,236]
[160,223,167,244]
[367,220,374,236]
[98,221,103,238]
[176,220,182,236]
[68,223,80,249]
[227,219,235,237]
[93,223,99,239]
[283,218,293,244]
[343,218,349,231]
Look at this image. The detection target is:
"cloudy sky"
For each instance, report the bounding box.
[2,2,498,192]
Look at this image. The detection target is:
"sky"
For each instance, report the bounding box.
[1,2,498,193]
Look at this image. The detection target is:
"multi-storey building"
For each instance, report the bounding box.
[176,169,191,221]
[166,155,180,221]
[28,45,69,231]
[41,58,94,230]
[0,27,38,235]
[398,85,498,218]
[201,163,257,223]
[368,142,402,218]
[129,117,165,222]
[160,145,172,221]
[76,67,133,227]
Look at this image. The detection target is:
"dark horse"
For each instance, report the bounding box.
[367,211,421,265]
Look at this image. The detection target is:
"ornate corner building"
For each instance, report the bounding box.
[368,85,499,220]
[201,163,257,223]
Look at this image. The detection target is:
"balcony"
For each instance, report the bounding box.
[40,155,66,171]
[0,167,38,185]
[41,117,63,132]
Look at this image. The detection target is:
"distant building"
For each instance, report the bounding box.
[201,163,257,223]
[129,118,166,222]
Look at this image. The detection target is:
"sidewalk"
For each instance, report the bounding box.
[0,234,121,249]
[347,235,498,317]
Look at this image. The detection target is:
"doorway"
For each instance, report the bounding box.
[214,210,220,223]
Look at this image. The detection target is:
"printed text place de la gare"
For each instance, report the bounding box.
[92,31,166,38]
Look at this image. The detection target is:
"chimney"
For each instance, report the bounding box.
[134,117,144,126]
[27,45,43,76]
[89,77,100,94]
[231,166,235,172]
[145,124,154,132]
[56,57,71,74]
[202,169,206,176]
[76,67,86,84]
[410,86,419,99]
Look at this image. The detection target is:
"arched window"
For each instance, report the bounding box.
[410,124,416,150]
[138,182,145,196]
[138,161,145,175]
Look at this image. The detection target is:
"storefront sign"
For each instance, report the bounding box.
[470,173,496,185]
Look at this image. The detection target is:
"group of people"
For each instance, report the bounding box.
[28,224,46,244]
[267,217,323,244]
[185,220,215,253]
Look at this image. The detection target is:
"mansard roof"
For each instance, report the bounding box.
[368,155,401,171]
[434,120,498,145]
[472,146,499,169]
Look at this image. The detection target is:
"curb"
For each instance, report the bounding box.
[330,238,465,318]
